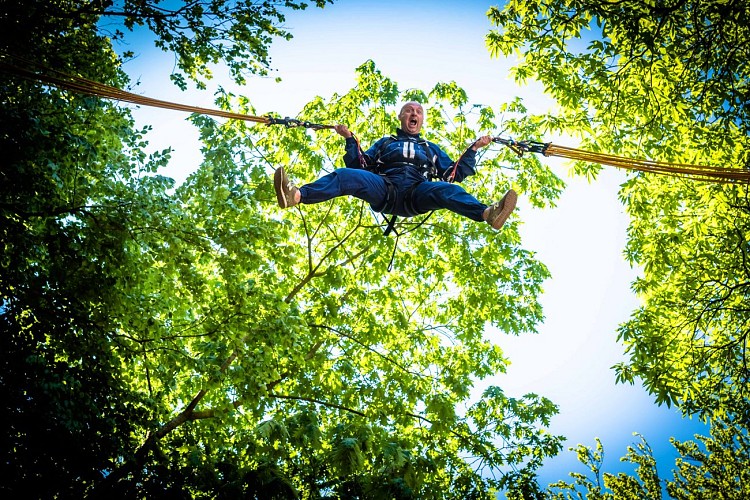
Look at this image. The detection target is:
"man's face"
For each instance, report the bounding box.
[398,102,424,135]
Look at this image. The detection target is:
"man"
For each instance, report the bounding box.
[273,101,517,230]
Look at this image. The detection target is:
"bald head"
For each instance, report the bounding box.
[398,101,424,135]
[399,101,424,114]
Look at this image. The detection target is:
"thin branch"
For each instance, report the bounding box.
[309,323,430,379]
[268,393,366,417]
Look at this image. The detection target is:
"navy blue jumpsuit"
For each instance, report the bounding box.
[298,128,487,221]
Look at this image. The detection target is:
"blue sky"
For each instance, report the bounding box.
[117,0,708,494]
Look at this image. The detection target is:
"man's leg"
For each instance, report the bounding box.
[411,181,516,229]
[410,181,486,221]
[274,167,388,208]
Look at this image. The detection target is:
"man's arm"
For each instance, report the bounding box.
[341,136,365,168]
[335,124,372,169]
[437,135,492,183]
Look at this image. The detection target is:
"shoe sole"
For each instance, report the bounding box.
[274,167,288,208]
[490,189,517,230]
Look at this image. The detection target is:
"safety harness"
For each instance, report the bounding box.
[372,134,440,178]
[351,134,449,270]
[357,134,440,236]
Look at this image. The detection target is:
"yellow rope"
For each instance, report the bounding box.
[544,144,750,184]
[3,55,747,184]
[494,139,750,184]
[0,59,272,123]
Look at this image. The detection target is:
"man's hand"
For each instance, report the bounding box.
[471,135,492,151]
[334,124,353,138]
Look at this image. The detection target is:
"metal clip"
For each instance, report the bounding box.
[266,116,330,130]
[492,137,550,157]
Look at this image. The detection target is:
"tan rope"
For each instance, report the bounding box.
[0,56,334,129]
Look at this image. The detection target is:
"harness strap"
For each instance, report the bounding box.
[380,178,397,217]
[375,136,436,241]
[373,135,438,179]
[383,214,399,237]
[402,183,420,217]
[382,180,421,237]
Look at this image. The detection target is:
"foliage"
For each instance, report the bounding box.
[547,435,663,499]
[97,0,332,89]
[85,59,565,498]
[0,1,570,498]
[547,414,750,499]
[0,3,161,496]
[486,0,750,495]
[668,413,750,499]
[486,0,750,418]
[486,0,750,141]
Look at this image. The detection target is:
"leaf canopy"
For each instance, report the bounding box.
[1,2,569,498]
[486,0,750,418]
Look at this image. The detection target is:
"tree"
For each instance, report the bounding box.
[12,0,333,89]
[546,415,750,499]
[667,412,750,499]
[486,0,750,418]
[547,435,663,500]
[0,3,163,496]
[485,0,750,495]
[1,1,569,498]
[89,61,567,498]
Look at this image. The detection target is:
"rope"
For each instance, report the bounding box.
[4,54,746,184]
[0,56,333,130]
[493,138,750,184]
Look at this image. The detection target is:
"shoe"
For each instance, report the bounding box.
[274,167,299,208]
[486,189,517,230]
